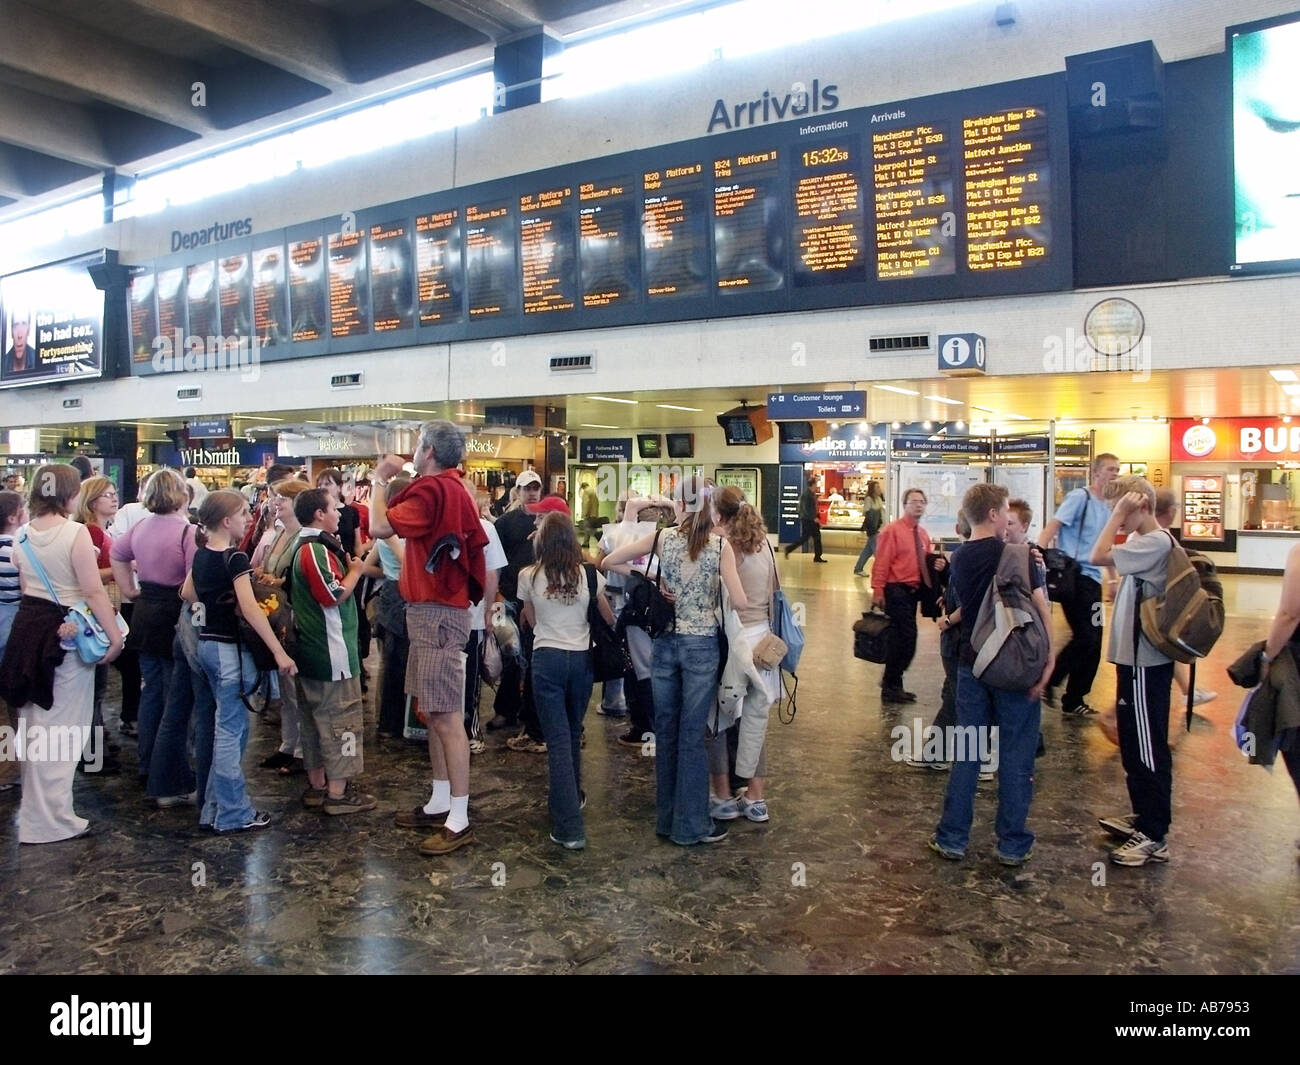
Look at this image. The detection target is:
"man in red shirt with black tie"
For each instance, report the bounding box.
[871,488,943,703]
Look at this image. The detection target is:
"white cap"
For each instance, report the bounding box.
[516,470,542,488]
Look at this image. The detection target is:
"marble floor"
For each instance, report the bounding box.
[2,553,1298,975]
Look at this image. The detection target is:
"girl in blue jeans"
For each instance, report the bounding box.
[182,491,297,833]
[603,477,748,845]
[519,512,616,850]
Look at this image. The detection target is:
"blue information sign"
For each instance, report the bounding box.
[579,438,633,463]
[766,390,867,419]
[937,333,987,375]
[187,418,231,439]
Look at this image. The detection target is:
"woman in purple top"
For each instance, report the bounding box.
[111,469,198,785]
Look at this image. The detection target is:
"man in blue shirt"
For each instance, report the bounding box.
[1036,453,1120,716]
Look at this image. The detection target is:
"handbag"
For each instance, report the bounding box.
[1043,488,1091,603]
[19,528,129,665]
[619,529,675,638]
[219,548,295,673]
[481,627,503,686]
[852,608,891,664]
[767,542,805,673]
[584,563,631,682]
[751,630,788,672]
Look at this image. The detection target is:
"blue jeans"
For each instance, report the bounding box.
[935,664,1041,860]
[853,533,877,573]
[196,639,259,831]
[136,652,174,779]
[531,647,594,843]
[147,635,204,800]
[651,633,719,844]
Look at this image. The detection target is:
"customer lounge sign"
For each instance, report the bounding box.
[1172,417,1300,462]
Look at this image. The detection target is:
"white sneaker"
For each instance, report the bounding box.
[1191,688,1218,707]
[709,794,741,820]
[1110,830,1170,866]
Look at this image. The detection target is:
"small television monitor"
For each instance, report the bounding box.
[779,421,816,444]
[666,432,694,458]
[720,416,757,446]
[637,433,662,459]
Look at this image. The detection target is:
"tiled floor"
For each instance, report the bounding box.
[2,552,1298,974]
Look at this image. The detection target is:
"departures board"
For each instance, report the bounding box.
[128,73,1070,370]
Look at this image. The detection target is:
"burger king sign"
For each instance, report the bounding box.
[1171,417,1300,462]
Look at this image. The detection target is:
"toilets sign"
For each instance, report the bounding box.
[766,390,865,419]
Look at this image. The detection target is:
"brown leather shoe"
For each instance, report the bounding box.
[302,787,327,809]
[394,805,446,829]
[419,825,474,855]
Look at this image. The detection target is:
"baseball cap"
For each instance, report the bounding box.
[526,495,571,516]
[516,470,542,488]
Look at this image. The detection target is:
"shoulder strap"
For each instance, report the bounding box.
[583,562,599,625]
[17,528,66,608]
[647,527,664,589]
[766,540,782,590]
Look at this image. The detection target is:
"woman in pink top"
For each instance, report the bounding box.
[111,468,198,784]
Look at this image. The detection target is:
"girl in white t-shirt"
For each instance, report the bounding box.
[518,512,616,850]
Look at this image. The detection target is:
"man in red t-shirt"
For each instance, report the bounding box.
[370,422,487,856]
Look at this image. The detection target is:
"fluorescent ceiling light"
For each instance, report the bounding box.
[455,411,485,418]
[656,403,703,412]
[1283,384,1300,396]
[234,414,283,422]
[381,405,438,415]
[1271,369,1299,382]
[1003,413,1032,421]
[970,404,999,414]
[587,395,638,405]
[873,384,920,396]
[924,395,963,405]
[581,423,619,429]
[123,421,172,428]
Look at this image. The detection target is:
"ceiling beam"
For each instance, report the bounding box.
[0,150,25,200]
[117,0,352,90]
[415,0,543,40]
[0,0,215,135]
[0,82,112,170]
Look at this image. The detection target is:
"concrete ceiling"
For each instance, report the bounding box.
[0,0,699,213]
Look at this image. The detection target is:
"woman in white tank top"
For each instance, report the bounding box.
[0,464,123,844]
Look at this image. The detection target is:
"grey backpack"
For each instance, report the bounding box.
[971,543,1050,691]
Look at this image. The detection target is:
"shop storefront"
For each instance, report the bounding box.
[1171,417,1300,572]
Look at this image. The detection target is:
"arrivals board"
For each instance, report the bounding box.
[129,272,158,364]
[130,72,1069,375]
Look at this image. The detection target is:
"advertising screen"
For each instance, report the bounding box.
[0,252,107,389]
[1230,13,1300,272]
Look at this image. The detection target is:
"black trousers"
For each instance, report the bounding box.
[624,670,655,738]
[378,625,409,736]
[492,610,542,739]
[462,630,485,741]
[1116,661,1175,842]
[1048,574,1103,710]
[114,602,141,723]
[789,519,823,558]
[883,583,920,690]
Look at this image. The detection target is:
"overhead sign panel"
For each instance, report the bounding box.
[766,390,866,419]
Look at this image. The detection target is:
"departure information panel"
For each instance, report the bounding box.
[792,140,866,286]
[416,210,463,325]
[129,273,157,364]
[252,245,288,347]
[288,237,327,342]
[131,73,1069,374]
[186,261,217,341]
[579,177,638,308]
[643,161,709,300]
[369,219,414,333]
[713,149,785,294]
[328,230,369,338]
[963,106,1051,271]
[872,122,955,280]
[466,201,516,318]
[519,186,577,315]
[218,254,251,339]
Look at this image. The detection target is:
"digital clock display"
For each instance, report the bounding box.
[803,147,850,167]
[793,139,867,285]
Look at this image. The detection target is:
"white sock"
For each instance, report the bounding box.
[444,794,470,834]
[423,779,451,815]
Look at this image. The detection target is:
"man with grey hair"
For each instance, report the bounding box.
[370,422,488,855]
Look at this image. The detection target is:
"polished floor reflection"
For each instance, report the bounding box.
[2,555,1298,974]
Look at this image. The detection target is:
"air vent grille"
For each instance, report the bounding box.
[550,354,595,373]
[176,387,201,401]
[330,372,363,389]
[869,333,931,353]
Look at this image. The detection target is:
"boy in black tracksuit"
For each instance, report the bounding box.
[1089,477,1175,867]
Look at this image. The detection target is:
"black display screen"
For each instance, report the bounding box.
[370,219,415,332]
[252,244,288,348]
[643,161,709,300]
[519,186,577,315]
[129,272,158,364]
[793,139,867,286]
[288,237,327,342]
[186,261,217,341]
[713,148,785,294]
[328,229,369,338]
[466,201,517,318]
[218,254,252,339]
[579,176,639,309]
[416,209,464,325]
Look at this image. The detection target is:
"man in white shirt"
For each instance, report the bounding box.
[184,467,209,509]
[464,490,506,754]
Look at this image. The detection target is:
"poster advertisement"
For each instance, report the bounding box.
[1,253,105,389]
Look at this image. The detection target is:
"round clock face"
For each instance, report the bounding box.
[1084,298,1144,356]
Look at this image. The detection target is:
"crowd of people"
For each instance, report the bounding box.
[1,438,1297,870]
